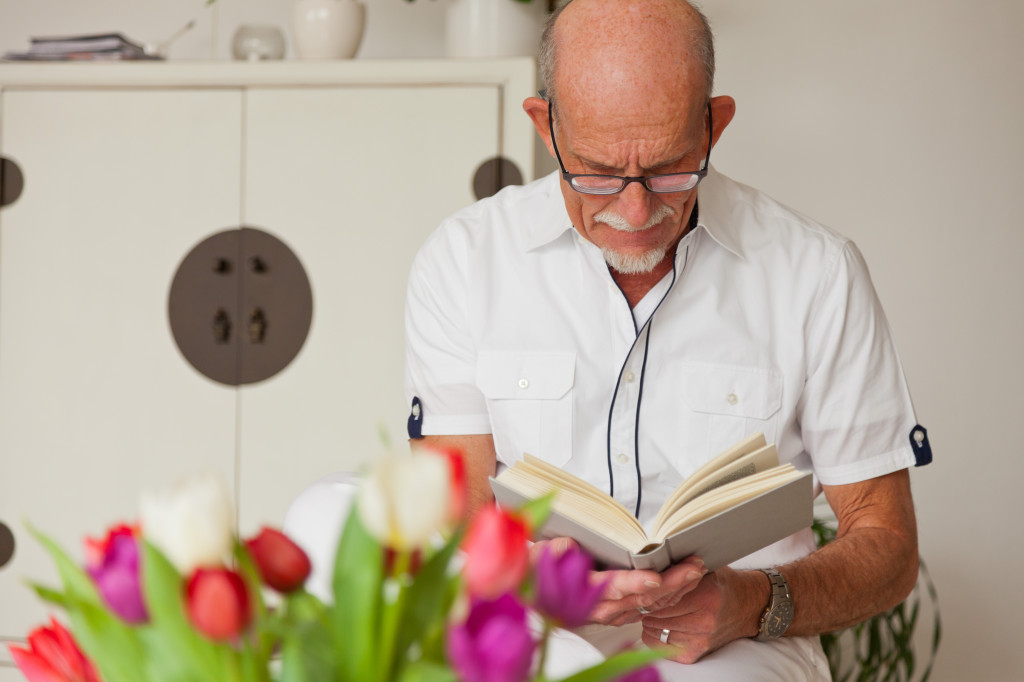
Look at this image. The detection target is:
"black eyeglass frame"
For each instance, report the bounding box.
[547,98,714,196]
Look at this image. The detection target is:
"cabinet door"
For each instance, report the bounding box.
[238,84,509,532]
[0,89,241,651]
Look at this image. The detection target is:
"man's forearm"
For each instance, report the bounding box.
[756,470,919,638]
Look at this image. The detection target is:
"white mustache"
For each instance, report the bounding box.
[594,203,676,232]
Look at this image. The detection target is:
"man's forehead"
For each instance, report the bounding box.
[553,12,706,116]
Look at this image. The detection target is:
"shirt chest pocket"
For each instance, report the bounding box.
[476,351,575,467]
[674,362,783,468]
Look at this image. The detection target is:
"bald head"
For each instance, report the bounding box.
[539,0,715,108]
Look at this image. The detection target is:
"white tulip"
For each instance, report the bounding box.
[139,472,235,575]
[356,453,450,551]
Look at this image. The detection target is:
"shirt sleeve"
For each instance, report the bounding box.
[798,240,926,485]
[404,224,491,437]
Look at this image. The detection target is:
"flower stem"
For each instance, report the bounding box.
[535,618,553,681]
[377,550,412,680]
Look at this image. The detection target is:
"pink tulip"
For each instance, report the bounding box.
[83,524,148,624]
[446,593,536,682]
[185,567,252,641]
[533,544,607,628]
[245,527,311,593]
[461,505,531,598]
[7,617,102,682]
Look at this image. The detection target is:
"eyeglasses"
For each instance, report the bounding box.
[548,99,713,195]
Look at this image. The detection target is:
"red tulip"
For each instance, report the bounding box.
[425,445,468,522]
[7,617,101,682]
[245,527,311,593]
[185,567,252,641]
[462,505,531,598]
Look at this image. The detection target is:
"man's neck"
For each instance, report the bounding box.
[610,257,676,308]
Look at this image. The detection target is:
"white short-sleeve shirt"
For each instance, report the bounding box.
[404,168,930,568]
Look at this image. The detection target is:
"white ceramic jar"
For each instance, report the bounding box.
[445,0,547,58]
[292,0,366,59]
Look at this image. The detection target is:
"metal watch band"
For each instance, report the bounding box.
[756,567,793,641]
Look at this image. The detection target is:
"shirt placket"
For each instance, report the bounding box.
[607,324,650,514]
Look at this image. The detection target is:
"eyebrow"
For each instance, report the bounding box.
[572,145,697,175]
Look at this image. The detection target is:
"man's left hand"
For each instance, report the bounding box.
[635,566,763,664]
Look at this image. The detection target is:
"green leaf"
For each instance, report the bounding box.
[517,492,555,531]
[27,525,147,682]
[278,590,337,682]
[392,530,464,674]
[64,599,147,682]
[329,504,385,681]
[140,540,227,680]
[27,581,71,607]
[28,524,104,608]
[556,648,666,682]
[399,660,458,682]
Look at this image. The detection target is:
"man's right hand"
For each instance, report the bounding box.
[587,556,708,627]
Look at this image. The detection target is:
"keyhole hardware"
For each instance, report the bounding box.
[213,308,232,344]
[168,227,312,386]
[249,307,267,344]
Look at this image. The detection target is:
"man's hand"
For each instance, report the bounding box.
[634,566,766,664]
[587,556,708,627]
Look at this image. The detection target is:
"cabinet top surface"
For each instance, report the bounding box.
[0,58,537,89]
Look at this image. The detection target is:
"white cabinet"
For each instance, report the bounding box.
[0,60,535,658]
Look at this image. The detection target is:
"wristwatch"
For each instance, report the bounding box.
[756,567,793,641]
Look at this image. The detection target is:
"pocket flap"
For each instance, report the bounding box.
[477,351,576,400]
[679,363,782,419]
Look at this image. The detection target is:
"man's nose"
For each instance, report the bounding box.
[615,180,657,229]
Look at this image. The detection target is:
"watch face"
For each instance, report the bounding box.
[764,602,794,638]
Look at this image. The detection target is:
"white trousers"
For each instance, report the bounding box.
[283,474,832,682]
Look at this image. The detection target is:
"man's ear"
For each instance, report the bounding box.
[523,96,556,159]
[709,95,737,148]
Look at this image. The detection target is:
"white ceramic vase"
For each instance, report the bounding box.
[445,0,547,58]
[292,0,366,60]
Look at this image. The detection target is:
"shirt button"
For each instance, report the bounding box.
[623,371,636,383]
[913,429,925,444]
[616,453,630,465]
[726,393,739,405]
[518,378,530,389]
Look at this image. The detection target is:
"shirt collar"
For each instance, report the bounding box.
[692,166,745,260]
[521,167,745,260]
[522,172,575,252]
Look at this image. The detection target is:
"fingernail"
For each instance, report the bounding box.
[644,580,661,588]
[693,557,705,570]
[686,570,702,582]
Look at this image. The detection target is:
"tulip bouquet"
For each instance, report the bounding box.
[10,449,663,682]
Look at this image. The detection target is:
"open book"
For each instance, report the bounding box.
[490,433,813,572]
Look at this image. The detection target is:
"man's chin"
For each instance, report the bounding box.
[601,246,668,275]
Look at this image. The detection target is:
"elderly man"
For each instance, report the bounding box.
[404,0,930,678]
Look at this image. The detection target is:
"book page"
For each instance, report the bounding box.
[653,433,769,530]
[497,457,649,552]
[651,465,803,541]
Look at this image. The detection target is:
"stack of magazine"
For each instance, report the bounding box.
[3,33,159,61]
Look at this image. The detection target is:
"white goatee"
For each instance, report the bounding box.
[593,203,676,274]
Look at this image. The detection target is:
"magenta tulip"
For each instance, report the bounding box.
[8,617,102,682]
[84,524,148,624]
[446,593,536,682]
[533,544,607,628]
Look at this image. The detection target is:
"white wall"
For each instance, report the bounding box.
[1,1,1021,680]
